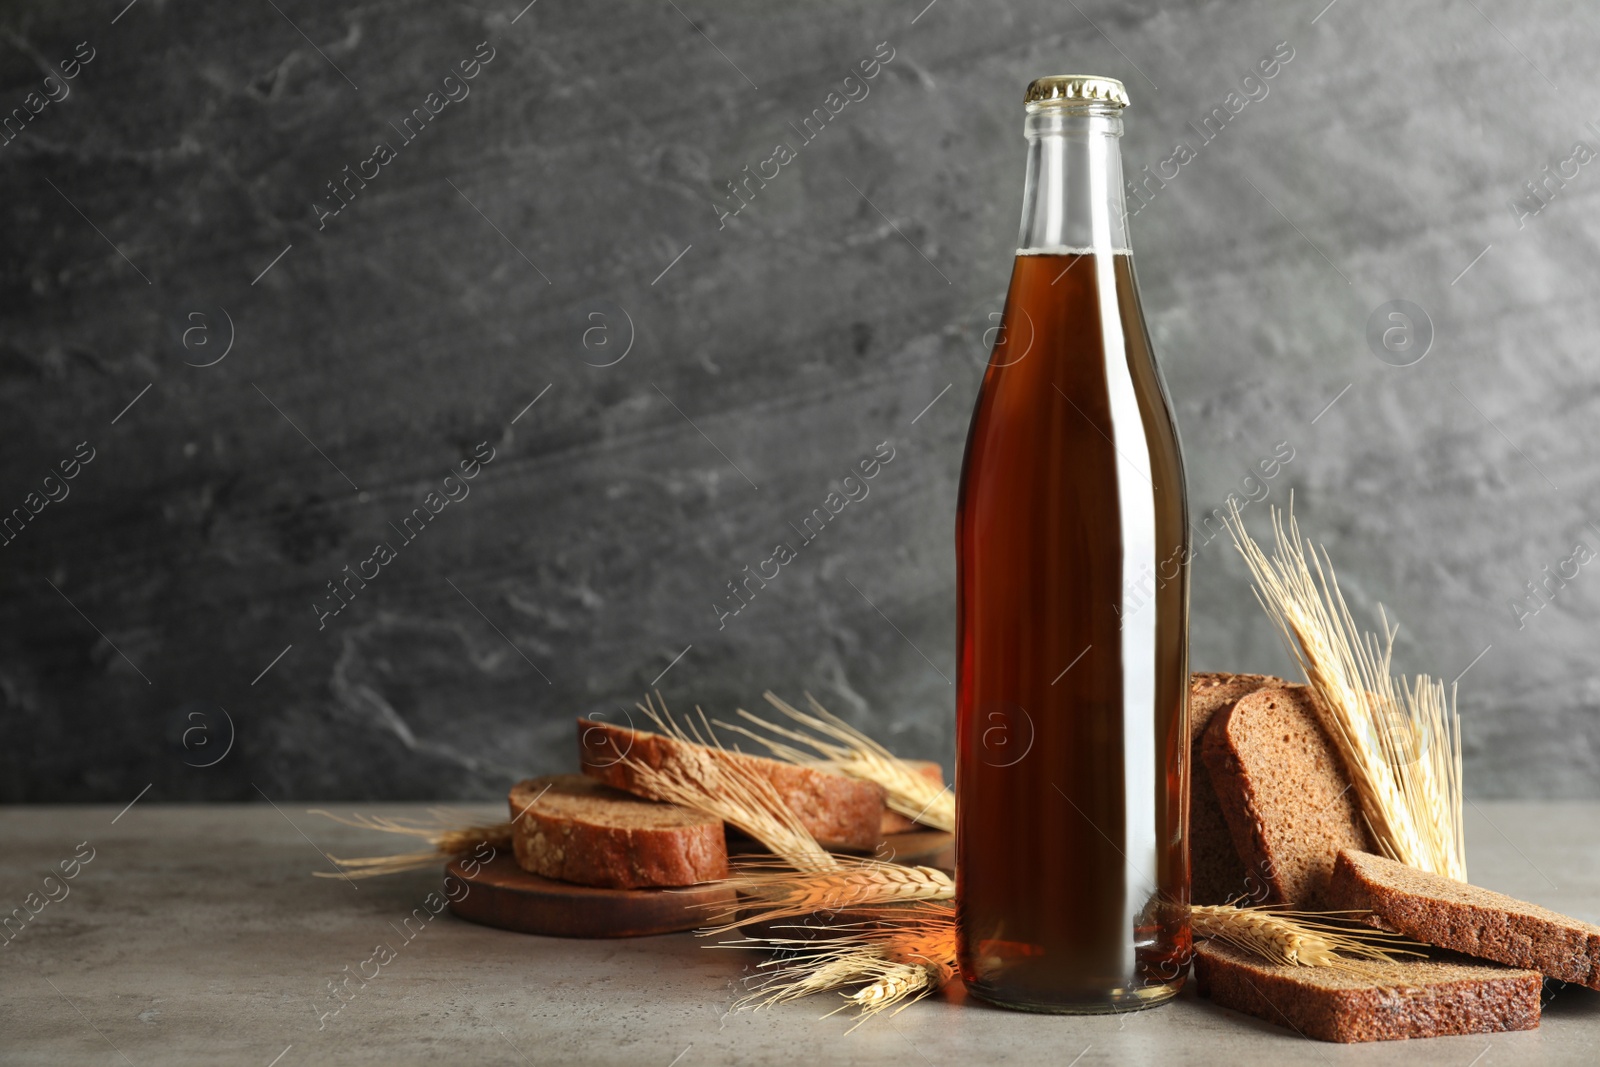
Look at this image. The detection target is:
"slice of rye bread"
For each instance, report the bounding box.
[1194,940,1542,1043]
[1202,684,1375,909]
[577,719,888,851]
[1328,848,1600,989]
[879,760,945,834]
[1189,672,1289,905]
[508,775,728,889]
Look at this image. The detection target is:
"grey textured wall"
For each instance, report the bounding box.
[1,0,1593,802]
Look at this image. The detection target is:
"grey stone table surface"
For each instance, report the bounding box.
[4,802,1599,1066]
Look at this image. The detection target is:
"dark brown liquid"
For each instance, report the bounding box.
[955,252,1190,1012]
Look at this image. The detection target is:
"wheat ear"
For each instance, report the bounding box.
[623,692,836,872]
[715,692,956,833]
[1192,903,1424,970]
[727,912,957,1028]
[1223,501,1467,881]
[307,811,511,878]
[700,856,954,933]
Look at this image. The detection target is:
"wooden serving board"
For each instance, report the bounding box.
[447,831,954,939]
[445,854,736,938]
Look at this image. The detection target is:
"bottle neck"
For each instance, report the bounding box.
[1017,105,1130,254]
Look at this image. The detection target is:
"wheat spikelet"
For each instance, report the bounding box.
[743,956,880,1007]
[307,810,511,878]
[728,911,957,1027]
[701,856,955,933]
[626,692,836,872]
[716,692,956,833]
[839,961,942,1024]
[1223,501,1467,881]
[1191,903,1423,970]
[846,965,925,1009]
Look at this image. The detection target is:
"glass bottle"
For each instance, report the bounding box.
[954,75,1191,1013]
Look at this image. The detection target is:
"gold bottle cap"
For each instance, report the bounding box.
[1024,75,1129,109]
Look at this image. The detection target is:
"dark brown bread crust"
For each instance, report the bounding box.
[1188,672,1289,904]
[1202,684,1374,908]
[577,719,888,851]
[508,775,728,889]
[1194,941,1543,1042]
[1328,848,1600,989]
